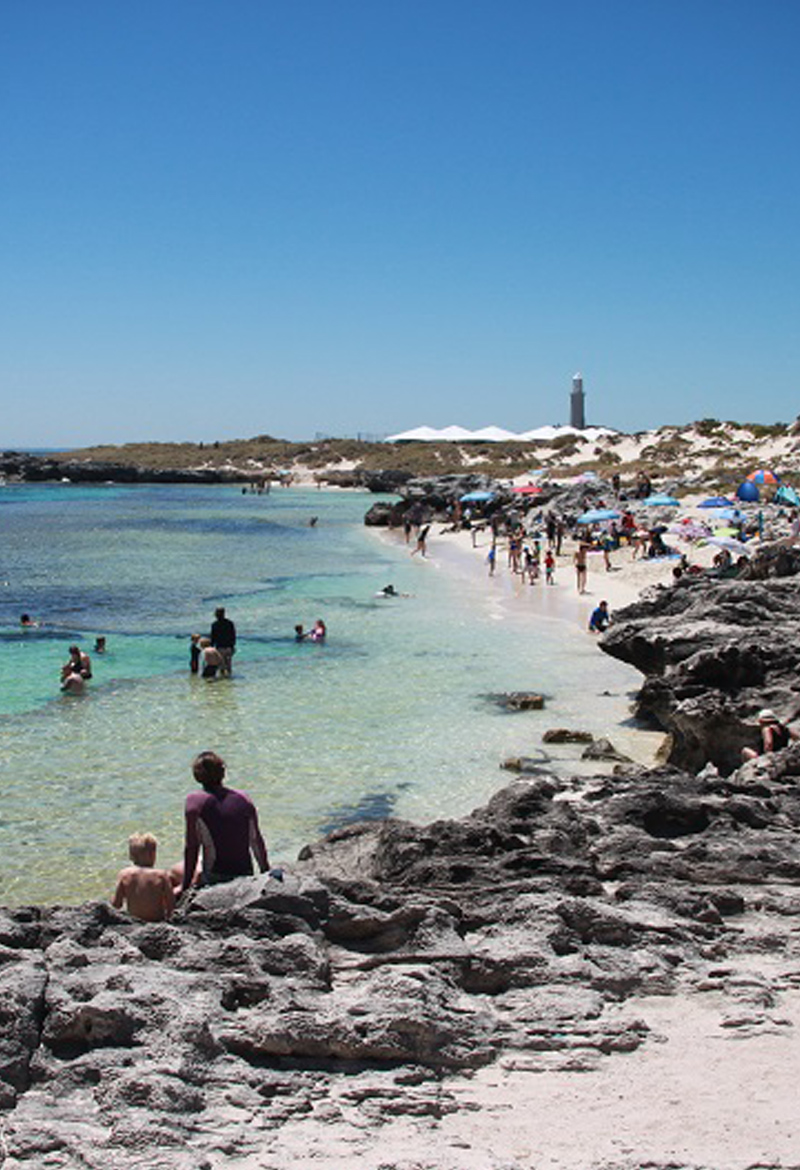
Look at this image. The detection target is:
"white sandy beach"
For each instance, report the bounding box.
[219,508,800,1170]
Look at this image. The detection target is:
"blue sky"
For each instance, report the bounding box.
[2,1,799,446]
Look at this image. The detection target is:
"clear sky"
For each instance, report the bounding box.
[2,1,799,446]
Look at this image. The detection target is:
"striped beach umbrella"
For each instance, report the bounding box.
[747,469,780,485]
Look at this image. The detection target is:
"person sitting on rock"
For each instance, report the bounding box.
[741,709,799,761]
[179,751,269,895]
[112,832,176,922]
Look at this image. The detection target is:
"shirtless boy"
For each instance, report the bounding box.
[112,832,176,922]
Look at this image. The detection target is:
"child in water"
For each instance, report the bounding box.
[112,833,176,922]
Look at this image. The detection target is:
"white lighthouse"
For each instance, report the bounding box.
[570,372,585,429]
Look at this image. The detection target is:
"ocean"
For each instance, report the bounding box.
[0,481,653,906]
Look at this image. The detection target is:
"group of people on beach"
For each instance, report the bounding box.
[112,750,273,923]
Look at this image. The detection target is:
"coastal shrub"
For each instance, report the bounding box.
[551,433,587,451]
[695,418,722,437]
[744,422,788,439]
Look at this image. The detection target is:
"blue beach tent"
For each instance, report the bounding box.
[736,481,760,503]
[775,484,800,507]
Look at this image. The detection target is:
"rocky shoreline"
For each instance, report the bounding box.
[3,547,800,1167]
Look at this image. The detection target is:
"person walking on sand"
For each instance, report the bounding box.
[179,751,269,894]
[210,607,236,676]
[574,544,588,594]
[411,524,430,557]
[487,543,496,576]
[545,548,555,585]
[112,832,175,922]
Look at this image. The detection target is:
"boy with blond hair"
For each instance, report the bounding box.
[112,832,176,922]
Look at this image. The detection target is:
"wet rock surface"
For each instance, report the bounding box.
[4,752,800,1166]
[599,558,800,774]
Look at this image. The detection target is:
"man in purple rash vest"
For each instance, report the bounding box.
[180,751,269,893]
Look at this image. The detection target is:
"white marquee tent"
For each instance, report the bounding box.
[384,424,617,443]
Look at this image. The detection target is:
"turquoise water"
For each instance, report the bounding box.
[0,482,649,906]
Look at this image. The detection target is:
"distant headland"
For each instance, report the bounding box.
[2,418,798,487]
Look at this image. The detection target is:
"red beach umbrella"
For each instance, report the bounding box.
[512,484,543,495]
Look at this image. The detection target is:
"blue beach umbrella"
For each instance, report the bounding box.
[460,490,494,503]
[698,497,733,508]
[576,508,621,524]
[642,494,680,507]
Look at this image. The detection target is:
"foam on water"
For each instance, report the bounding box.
[0,482,653,905]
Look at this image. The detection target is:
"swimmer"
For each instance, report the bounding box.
[60,670,86,695]
[61,644,91,681]
[294,624,310,642]
[112,833,175,922]
[20,614,38,628]
[375,584,411,598]
[94,636,106,654]
[198,637,223,678]
[309,619,326,642]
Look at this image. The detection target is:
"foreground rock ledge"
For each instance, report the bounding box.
[3,749,800,1167]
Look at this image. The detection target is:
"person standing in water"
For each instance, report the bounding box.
[210,607,236,676]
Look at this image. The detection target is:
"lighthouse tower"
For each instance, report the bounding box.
[570,373,585,429]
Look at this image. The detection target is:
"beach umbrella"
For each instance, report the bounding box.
[512,484,543,495]
[702,535,752,556]
[576,508,621,524]
[698,497,733,508]
[642,494,680,507]
[669,520,709,541]
[736,481,760,502]
[713,508,745,523]
[747,469,780,485]
[713,526,740,538]
[460,490,494,503]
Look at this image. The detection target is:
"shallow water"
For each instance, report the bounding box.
[0,482,651,905]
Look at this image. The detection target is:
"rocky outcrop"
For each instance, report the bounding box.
[0,452,250,484]
[600,559,800,774]
[4,752,800,1165]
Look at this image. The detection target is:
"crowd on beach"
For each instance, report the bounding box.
[397,466,800,639]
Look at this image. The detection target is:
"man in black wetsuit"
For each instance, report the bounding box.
[210,607,236,676]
